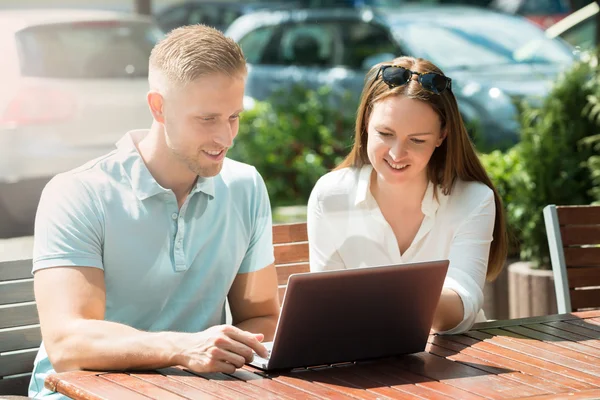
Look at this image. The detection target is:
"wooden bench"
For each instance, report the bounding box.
[544,205,600,313]
[0,222,309,396]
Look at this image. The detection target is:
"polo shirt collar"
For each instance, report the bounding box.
[116,130,215,201]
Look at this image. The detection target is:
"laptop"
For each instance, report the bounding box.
[249,259,449,371]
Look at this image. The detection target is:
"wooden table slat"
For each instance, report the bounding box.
[131,372,223,400]
[515,389,600,400]
[426,342,568,394]
[262,373,359,400]
[447,334,600,388]
[47,373,152,400]
[191,371,288,400]
[349,362,487,400]
[547,321,600,338]
[471,311,600,330]
[430,335,594,391]
[524,323,600,350]
[478,328,600,375]
[388,353,548,399]
[101,373,192,400]
[232,368,321,400]
[157,368,256,400]
[330,363,462,400]
[312,366,432,400]
[290,367,389,400]
[502,325,600,360]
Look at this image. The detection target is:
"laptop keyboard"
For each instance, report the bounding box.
[250,341,273,368]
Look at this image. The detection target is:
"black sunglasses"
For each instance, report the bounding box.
[375,65,452,95]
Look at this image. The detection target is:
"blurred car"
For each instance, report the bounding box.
[488,0,571,28]
[226,6,575,151]
[0,9,163,237]
[155,1,300,33]
[545,0,597,51]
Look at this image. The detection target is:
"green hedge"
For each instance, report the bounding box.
[482,54,599,267]
[230,85,355,207]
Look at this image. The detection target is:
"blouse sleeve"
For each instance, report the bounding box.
[438,189,495,335]
[307,183,346,272]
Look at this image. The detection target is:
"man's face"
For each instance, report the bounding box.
[162,72,246,177]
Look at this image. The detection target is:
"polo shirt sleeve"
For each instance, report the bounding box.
[438,188,495,335]
[32,174,104,273]
[238,169,274,274]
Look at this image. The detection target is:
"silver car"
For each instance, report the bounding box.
[226,6,575,150]
[0,9,163,237]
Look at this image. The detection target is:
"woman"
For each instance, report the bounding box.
[307,56,508,334]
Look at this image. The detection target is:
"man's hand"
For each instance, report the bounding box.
[175,325,268,373]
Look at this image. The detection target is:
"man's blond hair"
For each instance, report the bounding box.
[149,24,246,91]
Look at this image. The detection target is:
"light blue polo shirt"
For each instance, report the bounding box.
[28,130,274,399]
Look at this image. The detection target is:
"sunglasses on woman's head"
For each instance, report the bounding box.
[375,65,452,95]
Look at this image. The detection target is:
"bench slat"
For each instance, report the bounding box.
[570,288,600,311]
[274,242,308,265]
[0,349,38,377]
[564,247,600,268]
[557,206,600,225]
[0,303,39,329]
[276,263,309,286]
[0,374,31,396]
[273,223,308,244]
[560,226,600,246]
[0,260,32,282]
[567,267,600,289]
[0,325,42,353]
[0,280,35,305]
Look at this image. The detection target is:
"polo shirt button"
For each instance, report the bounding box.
[171,213,178,220]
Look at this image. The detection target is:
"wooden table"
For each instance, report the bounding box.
[46,310,600,400]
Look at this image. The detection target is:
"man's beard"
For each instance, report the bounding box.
[174,147,224,178]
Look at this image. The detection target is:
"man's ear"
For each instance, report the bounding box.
[147,90,165,124]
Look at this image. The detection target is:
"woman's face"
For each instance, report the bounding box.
[366,95,445,186]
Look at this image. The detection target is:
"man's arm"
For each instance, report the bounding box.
[228,263,280,341]
[35,266,268,374]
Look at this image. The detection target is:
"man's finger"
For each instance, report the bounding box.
[225,328,269,358]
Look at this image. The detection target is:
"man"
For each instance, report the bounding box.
[29,25,279,398]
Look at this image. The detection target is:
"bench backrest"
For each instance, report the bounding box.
[273,222,310,303]
[0,222,309,395]
[544,205,600,313]
[0,259,39,395]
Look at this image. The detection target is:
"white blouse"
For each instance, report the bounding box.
[307,164,496,334]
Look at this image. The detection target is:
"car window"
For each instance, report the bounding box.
[188,4,234,31]
[560,14,595,50]
[261,23,337,67]
[396,16,573,69]
[238,26,278,64]
[519,0,570,14]
[15,21,162,79]
[341,22,398,69]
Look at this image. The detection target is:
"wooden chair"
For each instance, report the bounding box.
[0,259,39,397]
[0,222,309,396]
[544,205,600,313]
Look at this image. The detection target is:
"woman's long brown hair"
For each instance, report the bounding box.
[337,56,508,281]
